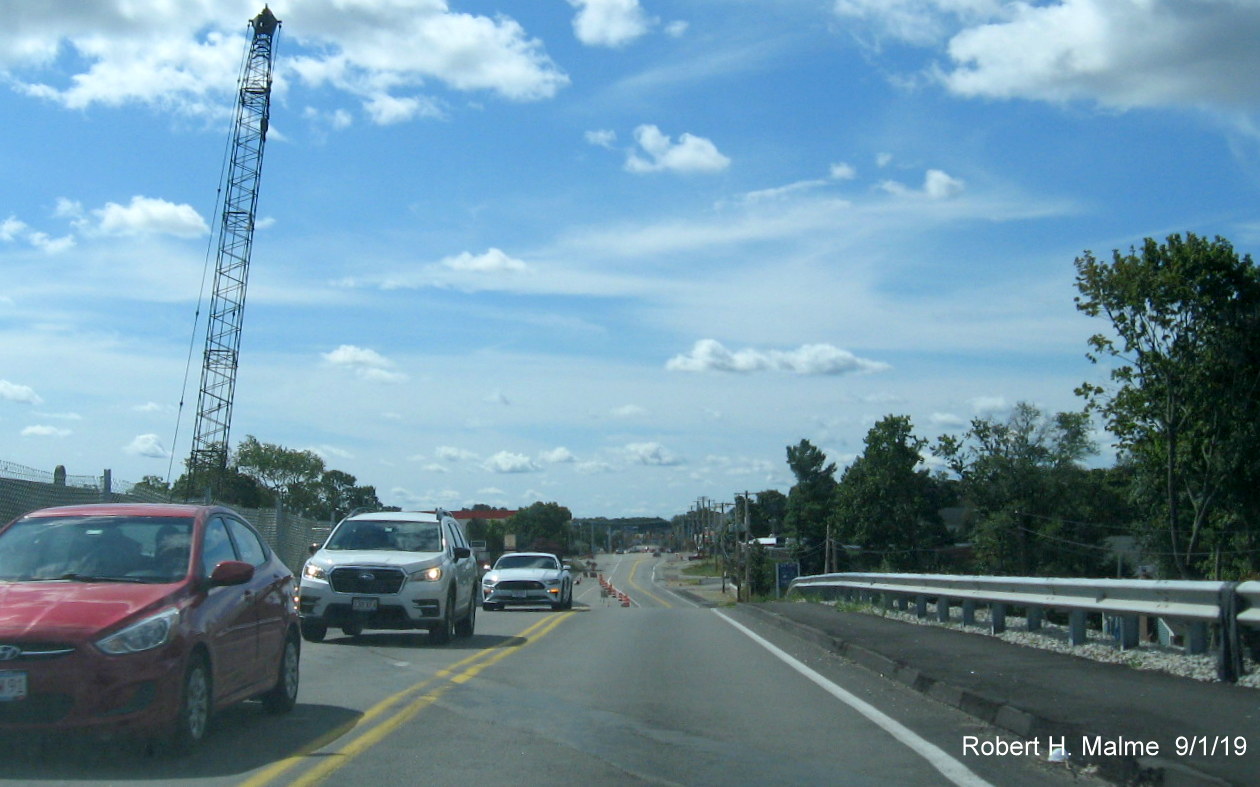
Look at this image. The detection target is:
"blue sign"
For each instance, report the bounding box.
[777,561,799,592]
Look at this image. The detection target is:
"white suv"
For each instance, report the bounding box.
[299,510,477,644]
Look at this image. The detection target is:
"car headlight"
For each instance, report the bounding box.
[545,578,561,585]
[303,563,327,581]
[96,608,179,655]
[411,566,442,582]
[481,577,496,587]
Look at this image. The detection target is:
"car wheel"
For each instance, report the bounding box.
[261,633,300,715]
[482,602,500,611]
[455,592,476,638]
[170,654,211,753]
[429,589,455,644]
[341,622,363,637]
[563,583,573,610]
[300,620,327,643]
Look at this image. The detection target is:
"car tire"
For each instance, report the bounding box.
[482,602,500,611]
[261,633,300,715]
[563,583,573,610]
[300,620,327,643]
[429,589,455,644]
[341,623,363,637]
[170,654,211,753]
[455,593,476,638]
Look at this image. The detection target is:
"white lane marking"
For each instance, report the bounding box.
[651,563,702,608]
[714,610,994,787]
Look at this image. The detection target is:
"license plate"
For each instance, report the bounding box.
[509,591,527,599]
[351,597,378,612]
[0,671,26,702]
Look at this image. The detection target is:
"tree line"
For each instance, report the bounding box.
[734,233,1260,582]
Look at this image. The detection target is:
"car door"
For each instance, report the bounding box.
[445,520,475,612]
[197,516,254,701]
[224,515,287,691]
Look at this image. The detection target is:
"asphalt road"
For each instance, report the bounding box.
[0,553,1099,786]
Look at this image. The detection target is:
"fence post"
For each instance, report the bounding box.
[1069,609,1087,646]
[1217,583,1241,683]
[991,603,1006,634]
[962,599,976,626]
[936,596,950,623]
[101,469,112,502]
[1027,606,1043,631]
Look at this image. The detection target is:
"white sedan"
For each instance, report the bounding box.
[481,552,573,611]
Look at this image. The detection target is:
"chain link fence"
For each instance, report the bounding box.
[0,458,328,573]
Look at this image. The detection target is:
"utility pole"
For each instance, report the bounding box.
[742,491,751,601]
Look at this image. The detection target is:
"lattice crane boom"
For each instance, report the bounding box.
[188,6,279,498]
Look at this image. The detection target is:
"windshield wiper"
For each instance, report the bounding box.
[50,573,151,583]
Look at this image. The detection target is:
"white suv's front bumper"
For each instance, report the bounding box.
[300,564,447,629]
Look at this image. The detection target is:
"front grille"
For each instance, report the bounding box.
[329,567,406,594]
[497,580,545,591]
[0,642,76,663]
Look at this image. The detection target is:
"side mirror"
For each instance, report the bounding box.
[209,560,255,587]
[453,547,472,560]
[309,542,322,555]
[563,564,572,572]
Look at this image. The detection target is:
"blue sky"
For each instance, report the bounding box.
[4,0,1260,518]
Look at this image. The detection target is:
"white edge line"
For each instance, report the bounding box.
[714,610,994,787]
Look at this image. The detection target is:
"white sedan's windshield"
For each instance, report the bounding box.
[494,554,558,570]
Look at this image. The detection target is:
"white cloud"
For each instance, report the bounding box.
[441,248,529,273]
[880,169,965,199]
[124,433,168,458]
[836,0,1260,113]
[0,380,43,405]
[585,129,617,148]
[540,447,576,464]
[611,404,646,418]
[321,344,407,383]
[570,0,653,48]
[969,395,1009,415]
[483,451,540,473]
[624,442,682,466]
[576,460,614,474]
[625,125,730,174]
[21,425,71,438]
[667,339,889,375]
[830,162,857,180]
[92,196,208,238]
[1,215,74,254]
[7,3,568,118]
[434,446,479,462]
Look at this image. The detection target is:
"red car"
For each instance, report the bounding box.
[0,503,300,751]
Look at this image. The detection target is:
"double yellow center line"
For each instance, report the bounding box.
[244,612,573,787]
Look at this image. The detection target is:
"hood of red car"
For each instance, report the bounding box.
[0,581,178,640]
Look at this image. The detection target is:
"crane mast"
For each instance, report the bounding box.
[188,6,280,498]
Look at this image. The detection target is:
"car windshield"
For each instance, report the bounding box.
[0,515,194,583]
[495,554,558,570]
[325,520,441,552]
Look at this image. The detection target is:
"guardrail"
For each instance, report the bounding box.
[788,572,1259,682]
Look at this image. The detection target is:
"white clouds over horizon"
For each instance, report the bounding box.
[834,0,1260,113]
[569,0,653,48]
[667,340,890,376]
[625,125,731,174]
[321,344,407,383]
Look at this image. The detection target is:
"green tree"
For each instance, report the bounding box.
[1074,233,1260,578]
[508,502,573,555]
[831,415,948,571]
[935,402,1102,576]
[233,435,326,503]
[783,439,837,574]
[732,489,787,539]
